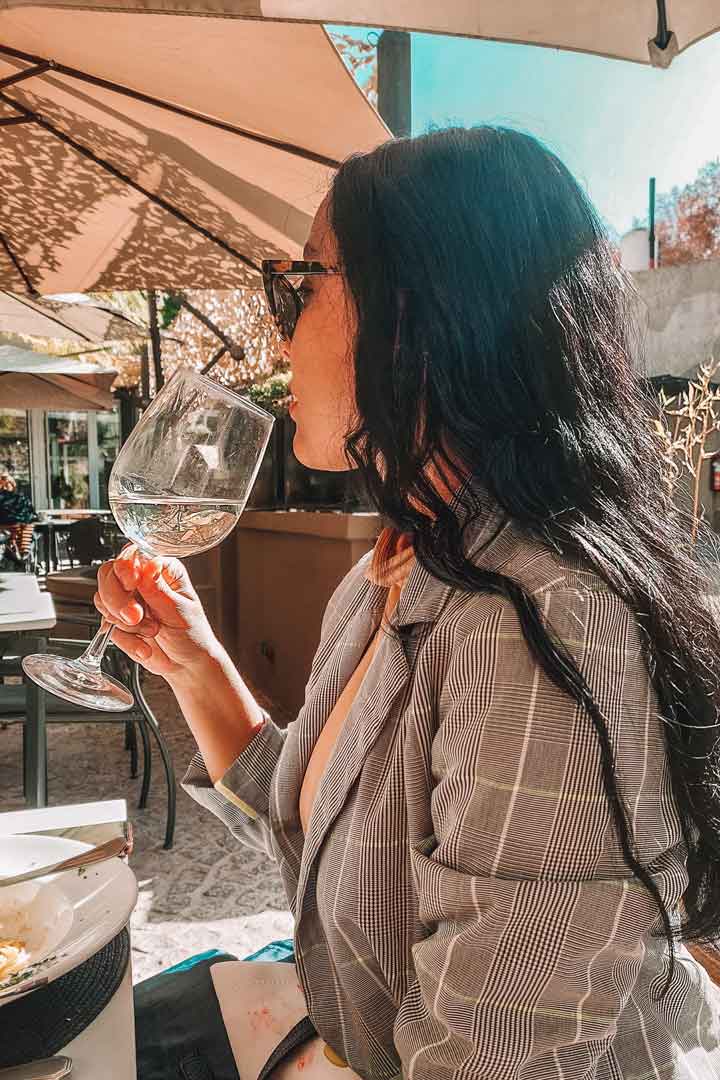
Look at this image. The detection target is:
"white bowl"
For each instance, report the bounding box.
[0,835,137,1004]
[0,880,74,982]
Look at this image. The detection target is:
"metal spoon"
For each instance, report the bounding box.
[0,829,133,888]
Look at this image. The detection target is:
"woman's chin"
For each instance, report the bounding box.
[292,430,354,473]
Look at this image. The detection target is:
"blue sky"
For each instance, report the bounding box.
[334,27,720,239]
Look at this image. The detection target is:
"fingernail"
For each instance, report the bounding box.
[120,604,140,624]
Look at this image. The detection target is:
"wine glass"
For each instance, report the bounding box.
[22,369,274,711]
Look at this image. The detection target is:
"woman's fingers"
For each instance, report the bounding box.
[95,548,200,634]
[93,593,159,637]
[109,626,153,663]
[96,559,144,626]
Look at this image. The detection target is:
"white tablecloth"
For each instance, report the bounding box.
[0,572,55,633]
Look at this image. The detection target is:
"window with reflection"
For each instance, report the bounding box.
[0,409,31,498]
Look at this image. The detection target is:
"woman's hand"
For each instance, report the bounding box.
[94,545,220,680]
[97,544,266,781]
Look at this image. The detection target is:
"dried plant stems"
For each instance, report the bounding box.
[656,358,720,544]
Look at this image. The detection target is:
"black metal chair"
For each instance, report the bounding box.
[65,517,109,566]
[0,523,36,572]
[0,615,176,849]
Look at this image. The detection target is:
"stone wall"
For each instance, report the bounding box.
[630,257,720,379]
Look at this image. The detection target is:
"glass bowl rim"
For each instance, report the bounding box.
[173,368,275,425]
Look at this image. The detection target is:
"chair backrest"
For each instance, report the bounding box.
[7,523,36,557]
[66,517,107,565]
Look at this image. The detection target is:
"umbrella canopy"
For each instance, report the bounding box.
[0,290,146,343]
[2,1,715,69]
[0,345,117,409]
[0,12,388,293]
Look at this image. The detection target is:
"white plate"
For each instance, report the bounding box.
[0,835,137,1004]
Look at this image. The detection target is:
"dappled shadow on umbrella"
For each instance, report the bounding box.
[0,70,316,291]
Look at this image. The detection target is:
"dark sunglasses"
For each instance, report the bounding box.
[262,259,340,341]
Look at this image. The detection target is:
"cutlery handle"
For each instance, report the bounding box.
[0,831,131,888]
[0,1057,72,1079]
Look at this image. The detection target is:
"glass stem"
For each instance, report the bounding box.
[78,621,114,671]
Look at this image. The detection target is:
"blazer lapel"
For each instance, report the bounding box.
[279,485,516,915]
[270,574,385,880]
[294,620,414,919]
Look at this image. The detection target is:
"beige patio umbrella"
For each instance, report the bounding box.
[3,1,716,69]
[0,11,389,293]
[0,290,146,343]
[0,345,116,410]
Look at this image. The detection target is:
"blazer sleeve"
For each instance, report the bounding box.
[181,709,287,858]
[393,588,677,1079]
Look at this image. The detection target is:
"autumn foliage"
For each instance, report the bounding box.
[652,160,720,266]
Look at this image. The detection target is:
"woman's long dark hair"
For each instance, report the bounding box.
[328,125,720,991]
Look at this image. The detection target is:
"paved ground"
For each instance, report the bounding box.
[0,674,294,983]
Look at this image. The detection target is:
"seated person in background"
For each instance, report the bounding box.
[0,470,38,567]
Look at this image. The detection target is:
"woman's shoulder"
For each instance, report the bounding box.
[320,516,635,649]
[437,521,641,659]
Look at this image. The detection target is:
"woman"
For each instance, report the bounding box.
[0,469,38,567]
[97,127,720,1078]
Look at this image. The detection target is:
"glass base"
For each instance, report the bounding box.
[22,653,135,712]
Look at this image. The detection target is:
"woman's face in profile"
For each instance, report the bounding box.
[285,197,358,473]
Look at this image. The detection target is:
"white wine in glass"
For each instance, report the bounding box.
[23,369,274,711]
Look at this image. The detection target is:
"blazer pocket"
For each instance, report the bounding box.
[409,840,519,926]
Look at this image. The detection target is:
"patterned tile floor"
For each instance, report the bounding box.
[0,675,294,983]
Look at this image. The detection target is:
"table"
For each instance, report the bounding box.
[40,510,113,519]
[0,572,56,806]
[46,565,98,605]
[0,800,137,1079]
[0,572,56,634]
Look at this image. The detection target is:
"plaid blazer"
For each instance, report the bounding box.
[184,497,720,1079]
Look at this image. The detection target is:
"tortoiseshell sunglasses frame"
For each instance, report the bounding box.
[262,259,340,341]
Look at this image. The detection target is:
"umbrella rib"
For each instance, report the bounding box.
[179,296,243,358]
[0,44,341,169]
[21,370,114,401]
[0,88,262,275]
[0,61,50,89]
[0,231,39,296]
[201,345,227,376]
[0,289,96,343]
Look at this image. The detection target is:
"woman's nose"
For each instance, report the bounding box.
[280,340,291,363]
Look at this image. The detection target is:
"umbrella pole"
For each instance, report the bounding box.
[377,31,411,137]
[140,343,150,406]
[147,289,164,392]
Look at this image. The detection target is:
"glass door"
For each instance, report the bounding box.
[95,410,121,509]
[47,411,89,509]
